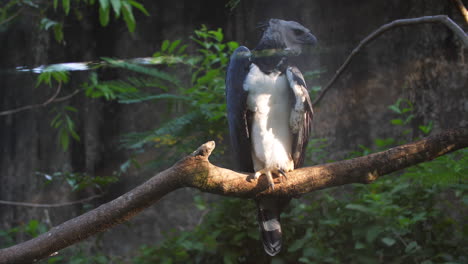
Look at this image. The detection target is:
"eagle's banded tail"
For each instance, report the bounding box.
[257,206,282,256]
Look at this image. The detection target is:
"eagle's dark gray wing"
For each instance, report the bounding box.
[286,66,314,168]
[226,46,254,172]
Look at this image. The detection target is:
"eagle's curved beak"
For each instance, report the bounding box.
[304,33,318,46]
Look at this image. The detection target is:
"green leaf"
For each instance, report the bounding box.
[99,4,110,26]
[365,226,381,243]
[128,0,149,16]
[168,40,181,53]
[177,44,188,54]
[161,40,170,52]
[345,204,373,214]
[99,0,110,11]
[103,58,180,85]
[60,128,70,151]
[388,105,401,114]
[53,0,59,10]
[51,71,69,84]
[110,0,122,17]
[226,41,239,51]
[375,138,395,148]
[65,106,78,112]
[53,23,64,43]
[40,18,58,31]
[404,114,414,124]
[122,2,136,32]
[391,119,403,125]
[381,237,396,247]
[405,241,419,253]
[62,0,70,15]
[418,120,433,135]
[36,72,51,87]
[208,28,223,42]
[355,241,366,249]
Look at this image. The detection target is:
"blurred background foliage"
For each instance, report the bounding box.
[0,1,467,263]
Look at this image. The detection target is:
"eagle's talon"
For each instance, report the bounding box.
[254,171,262,179]
[278,169,287,179]
[254,168,287,189]
[269,182,275,190]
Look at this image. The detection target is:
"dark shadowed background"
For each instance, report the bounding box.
[0,0,466,261]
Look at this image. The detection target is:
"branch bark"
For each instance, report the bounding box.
[312,15,468,106]
[0,128,467,264]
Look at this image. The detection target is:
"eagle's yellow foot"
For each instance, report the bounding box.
[254,168,288,190]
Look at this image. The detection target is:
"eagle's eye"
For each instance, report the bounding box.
[293,29,304,36]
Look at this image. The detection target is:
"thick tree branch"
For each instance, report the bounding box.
[0,128,467,263]
[313,15,468,106]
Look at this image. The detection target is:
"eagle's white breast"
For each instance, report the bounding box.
[243,64,294,172]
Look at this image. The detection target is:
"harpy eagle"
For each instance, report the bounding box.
[225,19,317,256]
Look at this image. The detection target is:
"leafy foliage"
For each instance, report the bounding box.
[34,71,81,152]
[50,106,80,151]
[402,149,468,186]
[0,0,148,43]
[36,171,118,192]
[133,198,263,264]
[108,26,239,163]
[36,71,69,87]
[0,220,48,248]
[348,98,434,159]
[281,178,467,264]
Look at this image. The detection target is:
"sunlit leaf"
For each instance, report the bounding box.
[99,0,110,11]
[40,18,58,31]
[110,0,122,18]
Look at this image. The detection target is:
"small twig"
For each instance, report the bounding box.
[452,0,468,24]
[197,209,211,226]
[0,85,82,117]
[0,83,62,116]
[43,209,53,228]
[42,82,62,105]
[52,89,82,103]
[313,15,468,106]
[0,7,24,27]
[0,194,102,208]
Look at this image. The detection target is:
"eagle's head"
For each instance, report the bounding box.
[256,19,317,54]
